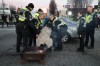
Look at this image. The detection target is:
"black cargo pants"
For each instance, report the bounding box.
[16,22,29,52]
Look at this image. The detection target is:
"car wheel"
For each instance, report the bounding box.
[62,33,70,43]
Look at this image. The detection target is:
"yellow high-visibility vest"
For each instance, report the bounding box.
[33,13,39,19]
[57,20,66,29]
[18,8,29,22]
[35,18,42,29]
[53,17,59,26]
[86,14,90,23]
[85,13,94,24]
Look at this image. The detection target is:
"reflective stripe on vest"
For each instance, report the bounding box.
[77,17,86,27]
[34,13,39,19]
[85,13,94,24]
[18,15,26,21]
[36,18,42,29]
[57,19,66,29]
[53,17,59,26]
[18,8,29,22]
[86,14,90,23]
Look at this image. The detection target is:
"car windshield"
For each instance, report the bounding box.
[61,17,78,26]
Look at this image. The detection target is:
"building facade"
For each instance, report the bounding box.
[67,0,94,8]
[0,7,10,21]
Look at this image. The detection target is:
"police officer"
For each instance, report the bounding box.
[49,14,63,51]
[16,3,34,53]
[28,12,44,47]
[77,11,86,52]
[85,6,96,49]
[57,19,67,40]
[33,9,43,19]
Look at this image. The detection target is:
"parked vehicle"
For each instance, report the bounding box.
[61,17,78,42]
[42,17,79,43]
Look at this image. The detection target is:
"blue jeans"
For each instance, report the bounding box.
[51,31,62,49]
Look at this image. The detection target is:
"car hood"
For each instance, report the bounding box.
[61,17,78,27]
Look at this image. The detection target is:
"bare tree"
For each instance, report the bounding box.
[67,0,75,8]
[49,0,58,15]
[9,5,16,10]
[1,3,7,7]
[85,0,93,6]
[9,5,16,15]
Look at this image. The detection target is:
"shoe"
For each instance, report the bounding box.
[54,48,63,51]
[16,49,20,53]
[47,47,52,51]
[84,44,88,47]
[77,48,84,52]
[40,44,44,48]
[43,44,48,51]
[87,46,94,49]
[77,48,80,50]
[84,45,87,47]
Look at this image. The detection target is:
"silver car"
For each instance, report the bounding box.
[61,17,79,42]
[42,17,79,43]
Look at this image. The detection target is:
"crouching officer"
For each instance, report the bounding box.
[77,11,86,52]
[16,3,34,53]
[49,14,63,51]
[57,19,67,41]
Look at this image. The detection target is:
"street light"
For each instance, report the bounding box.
[68,11,72,16]
[67,11,72,20]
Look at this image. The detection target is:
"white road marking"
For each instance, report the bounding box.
[0,29,15,30]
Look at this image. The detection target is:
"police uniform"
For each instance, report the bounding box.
[50,17,63,51]
[77,16,86,52]
[28,11,40,47]
[33,13,39,19]
[28,16,43,46]
[57,19,67,38]
[85,12,96,48]
[16,7,34,52]
[28,19,37,47]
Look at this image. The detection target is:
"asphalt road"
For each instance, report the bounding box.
[0,26,16,52]
[0,26,100,66]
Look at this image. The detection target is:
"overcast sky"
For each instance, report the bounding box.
[0,0,98,10]
[0,0,67,10]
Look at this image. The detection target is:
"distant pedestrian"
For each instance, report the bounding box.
[9,15,13,27]
[98,13,100,27]
[1,14,8,28]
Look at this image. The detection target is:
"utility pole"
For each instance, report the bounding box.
[2,0,4,14]
[98,0,100,12]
